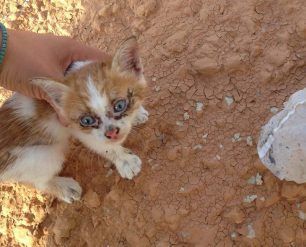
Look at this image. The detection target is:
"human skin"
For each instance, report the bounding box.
[0,29,110,124]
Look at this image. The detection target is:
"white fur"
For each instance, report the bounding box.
[72,129,141,179]
[68,61,93,73]
[87,75,108,113]
[39,114,70,142]
[133,106,149,125]
[1,144,65,185]
[7,94,36,119]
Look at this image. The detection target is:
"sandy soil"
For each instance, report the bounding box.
[1,0,306,246]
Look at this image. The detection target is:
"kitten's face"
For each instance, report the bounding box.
[64,61,145,144]
[33,37,146,144]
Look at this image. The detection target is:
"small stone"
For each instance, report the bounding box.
[247,224,256,239]
[247,173,263,185]
[270,107,279,114]
[183,112,190,120]
[179,187,185,192]
[154,85,161,92]
[84,189,101,208]
[152,77,157,82]
[203,133,208,139]
[225,96,234,106]
[195,101,204,112]
[193,144,203,150]
[246,136,253,146]
[176,121,184,126]
[230,232,237,239]
[243,194,257,203]
[219,144,223,149]
[216,155,221,160]
[232,133,241,142]
[298,211,306,220]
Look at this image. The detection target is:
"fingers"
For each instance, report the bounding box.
[61,38,111,70]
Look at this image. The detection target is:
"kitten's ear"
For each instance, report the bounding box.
[112,36,144,81]
[31,78,70,109]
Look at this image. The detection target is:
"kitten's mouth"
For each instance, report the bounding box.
[105,127,120,140]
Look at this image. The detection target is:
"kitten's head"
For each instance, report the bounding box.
[33,37,146,144]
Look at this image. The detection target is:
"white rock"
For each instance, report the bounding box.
[176,121,184,126]
[183,112,190,120]
[247,224,256,239]
[247,173,263,185]
[246,136,253,146]
[193,144,203,150]
[225,96,234,106]
[232,133,241,142]
[243,194,257,203]
[258,87,306,183]
[203,133,208,139]
[298,211,306,220]
[195,101,204,112]
[154,85,161,92]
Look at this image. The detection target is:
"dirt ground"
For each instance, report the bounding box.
[0,0,306,246]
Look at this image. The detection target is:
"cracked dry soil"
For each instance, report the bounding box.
[1,0,306,246]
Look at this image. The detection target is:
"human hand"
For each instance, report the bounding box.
[0,29,110,125]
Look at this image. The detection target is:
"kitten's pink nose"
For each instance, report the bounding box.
[105,126,120,139]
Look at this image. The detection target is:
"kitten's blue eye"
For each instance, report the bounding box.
[80,115,98,127]
[114,99,127,113]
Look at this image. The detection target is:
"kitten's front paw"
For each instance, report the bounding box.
[133,106,149,126]
[52,177,82,203]
[115,152,142,179]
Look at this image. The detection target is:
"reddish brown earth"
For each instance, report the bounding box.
[1,0,306,246]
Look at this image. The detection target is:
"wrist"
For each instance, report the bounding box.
[0,23,8,66]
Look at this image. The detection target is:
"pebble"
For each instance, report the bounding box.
[183,112,190,120]
[176,121,184,126]
[193,144,203,150]
[154,85,161,92]
[298,211,306,220]
[203,133,208,139]
[225,96,234,106]
[230,232,237,239]
[232,133,241,142]
[246,136,253,146]
[195,101,204,112]
[243,194,257,203]
[247,224,256,239]
[247,173,263,185]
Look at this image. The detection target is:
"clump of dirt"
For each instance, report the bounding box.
[1,0,306,246]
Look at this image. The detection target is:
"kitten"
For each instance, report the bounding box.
[0,37,149,203]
